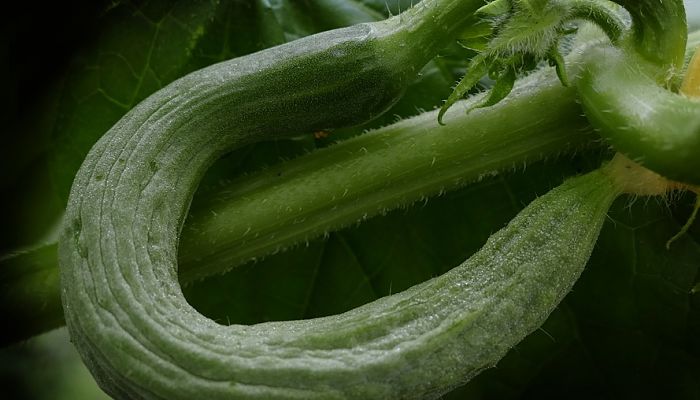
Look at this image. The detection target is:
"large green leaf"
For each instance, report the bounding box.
[48,0,223,203]
[2,0,699,399]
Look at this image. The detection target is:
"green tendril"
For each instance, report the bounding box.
[438,55,489,124]
[666,195,700,250]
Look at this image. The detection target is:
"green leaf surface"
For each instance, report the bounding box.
[2,0,700,399]
[48,0,223,202]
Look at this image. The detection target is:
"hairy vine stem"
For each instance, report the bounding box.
[575,2,700,185]
[178,65,592,282]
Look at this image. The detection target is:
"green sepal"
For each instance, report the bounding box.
[476,0,512,16]
[457,18,494,52]
[438,55,489,125]
[548,47,570,87]
[459,18,494,39]
[458,37,490,52]
[468,66,517,112]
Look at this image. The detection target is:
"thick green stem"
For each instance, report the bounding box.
[179,67,593,282]
[1,64,593,346]
[577,35,700,184]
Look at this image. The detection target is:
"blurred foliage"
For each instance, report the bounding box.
[2,1,700,399]
[1,329,110,400]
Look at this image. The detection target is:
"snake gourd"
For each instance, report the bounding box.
[60,2,625,399]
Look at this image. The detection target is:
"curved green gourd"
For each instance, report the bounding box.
[2,61,596,346]
[60,4,622,399]
[61,85,620,398]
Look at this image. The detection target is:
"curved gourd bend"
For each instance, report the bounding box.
[59,21,426,399]
[60,4,618,400]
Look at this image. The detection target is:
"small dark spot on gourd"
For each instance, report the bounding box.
[276,171,282,177]
[149,161,158,172]
[95,174,104,181]
[71,218,82,237]
[71,218,89,258]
